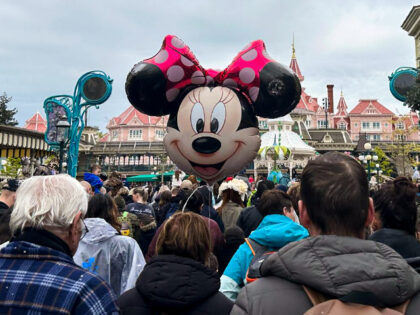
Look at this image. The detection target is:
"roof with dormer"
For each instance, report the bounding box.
[108,106,165,128]
[349,99,394,115]
[24,112,47,133]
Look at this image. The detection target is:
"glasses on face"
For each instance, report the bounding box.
[80,219,89,240]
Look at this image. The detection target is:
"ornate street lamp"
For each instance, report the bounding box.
[44,71,113,177]
[358,142,378,181]
[56,118,70,173]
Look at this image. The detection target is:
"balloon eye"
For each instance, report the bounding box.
[191,102,205,133]
[210,102,225,134]
[196,119,204,133]
[210,119,219,133]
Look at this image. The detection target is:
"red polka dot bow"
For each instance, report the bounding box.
[144,35,274,103]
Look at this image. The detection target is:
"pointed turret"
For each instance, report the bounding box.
[289,38,304,81]
[24,112,47,133]
[336,91,348,117]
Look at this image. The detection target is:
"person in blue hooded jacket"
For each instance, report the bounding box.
[220,189,308,301]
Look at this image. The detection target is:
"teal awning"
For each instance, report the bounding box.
[127,174,159,182]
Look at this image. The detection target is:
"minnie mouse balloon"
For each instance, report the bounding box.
[126,35,301,185]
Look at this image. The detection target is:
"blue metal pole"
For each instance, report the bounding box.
[44,71,113,177]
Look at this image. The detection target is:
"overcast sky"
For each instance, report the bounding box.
[0,0,417,132]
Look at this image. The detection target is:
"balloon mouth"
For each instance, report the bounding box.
[189,160,225,177]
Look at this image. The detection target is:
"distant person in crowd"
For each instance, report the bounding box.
[278,169,290,187]
[370,177,420,272]
[413,166,420,182]
[134,213,157,254]
[0,175,118,314]
[126,187,155,217]
[74,194,145,296]
[180,179,193,191]
[146,189,224,263]
[171,169,184,188]
[0,179,19,246]
[221,190,308,301]
[237,180,274,237]
[156,187,185,226]
[287,182,301,216]
[91,164,101,176]
[84,164,103,194]
[231,152,420,315]
[154,190,171,225]
[199,185,225,232]
[217,179,247,230]
[218,226,245,274]
[80,180,94,197]
[117,212,233,315]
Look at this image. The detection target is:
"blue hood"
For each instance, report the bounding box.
[83,173,103,194]
[249,214,308,248]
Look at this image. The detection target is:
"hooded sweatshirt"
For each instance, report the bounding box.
[117,255,233,315]
[232,235,420,315]
[74,218,145,296]
[220,214,308,301]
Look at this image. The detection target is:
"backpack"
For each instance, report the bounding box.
[244,238,275,283]
[303,285,411,315]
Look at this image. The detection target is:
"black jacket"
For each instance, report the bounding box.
[369,228,420,273]
[0,203,11,244]
[236,206,262,237]
[117,255,233,315]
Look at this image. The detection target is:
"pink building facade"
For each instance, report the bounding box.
[284,46,420,143]
[100,106,168,143]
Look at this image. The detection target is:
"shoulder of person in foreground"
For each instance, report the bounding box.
[231,275,313,315]
[72,268,119,314]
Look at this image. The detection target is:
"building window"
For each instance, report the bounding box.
[155,129,165,139]
[111,130,119,140]
[338,122,346,130]
[305,120,311,128]
[354,123,358,127]
[317,120,327,128]
[372,134,381,141]
[362,122,370,129]
[259,120,268,129]
[396,134,407,141]
[355,135,359,140]
[372,122,380,129]
[385,123,388,127]
[129,129,142,140]
[396,121,404,130]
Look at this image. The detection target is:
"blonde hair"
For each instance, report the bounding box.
[156,212,211,266]
[10,175,88,235]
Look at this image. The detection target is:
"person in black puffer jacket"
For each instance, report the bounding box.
[369,177,420,273]
[117,212,233,315]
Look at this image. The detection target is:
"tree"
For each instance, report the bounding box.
[0,93,18,126]
[405,72,420,112]
[1,157,22,178]
[372,147,394,176]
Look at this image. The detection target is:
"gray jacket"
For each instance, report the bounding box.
[221,201,244,230]
[74,218,145,296]
[231,235,420,315]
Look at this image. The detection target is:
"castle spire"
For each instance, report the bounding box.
[289,35,304,81]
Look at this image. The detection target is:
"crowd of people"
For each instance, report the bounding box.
[1,153,420,314]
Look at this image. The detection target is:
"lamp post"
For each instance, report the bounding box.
[358,142,378,181]
[44,71,113,177]
[56,119,70,173]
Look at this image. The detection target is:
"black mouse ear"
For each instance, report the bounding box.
[253,62,301,118]
[126,62,170,116]
[126,35,206,117]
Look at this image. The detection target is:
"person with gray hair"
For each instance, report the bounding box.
[0,175,118,314]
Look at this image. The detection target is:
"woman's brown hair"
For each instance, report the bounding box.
[217,189,244,214]
[156,212,211,266]
[86,194,122,232]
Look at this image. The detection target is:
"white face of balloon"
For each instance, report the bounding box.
[164,86,260,185]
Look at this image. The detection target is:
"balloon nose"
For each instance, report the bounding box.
[192,137,221,154]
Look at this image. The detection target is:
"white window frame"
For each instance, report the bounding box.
[129,129,142,140]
